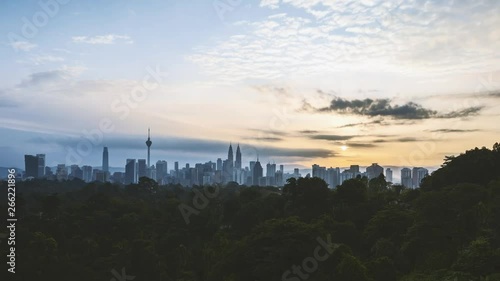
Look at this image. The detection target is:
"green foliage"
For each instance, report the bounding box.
[1,142,499,280]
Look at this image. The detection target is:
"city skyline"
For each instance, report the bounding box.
[18,128,432,186]
[1,0,499,170]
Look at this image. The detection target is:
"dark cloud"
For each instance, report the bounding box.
[313,97,483,120]
[253,85,292,98]
[309,134,355,141]
[438,106,483,118]
[247,137,283,142]
[17,70,66,88]
[299,130,320,134]
[30,135,333,159]
[344,143,378,148]
[430,129,479,133]
[248,129,289,137]
[374,137,422,143]
[336,120,384,128]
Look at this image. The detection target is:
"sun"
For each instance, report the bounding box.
[341,145,348,151]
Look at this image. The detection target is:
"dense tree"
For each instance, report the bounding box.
[1,142,499,280]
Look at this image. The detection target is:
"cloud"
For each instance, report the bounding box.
[72,34,133,45]
[429,129,480,133]
[299,130,319,134]
[17,66,86,88]
[344,142,378,148]
[189,1,500,83]
[314,97,483,120]
[374,137,424,143]
[31,135,334,159]
[29,54,65,65]
[9,41,37,51]
[253,85,293,98]
[309,134,355,141]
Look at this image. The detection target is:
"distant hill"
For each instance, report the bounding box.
[0,167,23,179]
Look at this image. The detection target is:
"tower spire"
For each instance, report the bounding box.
[146,127,152,168]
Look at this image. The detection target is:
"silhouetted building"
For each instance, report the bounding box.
[125,159,136,184]
[156,160,168,184]
[216,158,222,171]
[386,168,393,182]
[82,165,92,182]
[235,144,242,169]
[24,155,38,178]
[146,128,152,167]
[56,164,67,181]
[401,168,412,188]
[253,160,263,186]
[366,163,384,180]
[138,159,147,179]
[37,154,45,178]
[102,147,109,173]
[412,167,429,188]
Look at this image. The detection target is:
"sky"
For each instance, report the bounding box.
[0,0,499,174]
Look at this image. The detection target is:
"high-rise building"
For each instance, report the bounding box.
[228,143,234,164]
[82,165,92,182]
[56,164,68,181]
[102,147,109,173]
[401,168,412,188]
[146,128,152,168]
[280,165,284,174]
[312,164,327,181]
[386,168,393,182]
[266,163,276,186]
[156,160,168,184]
[366,163,384,180]
[24,155,38,178]
[350,165,360,174]
[36,154,45,178]
[125,159,136,184]
[138,159,147,179]
[253,159,263,186]
[412,167,429,188]
[326,167,340,188]
[216,158,222,171]
[235,144,242,169]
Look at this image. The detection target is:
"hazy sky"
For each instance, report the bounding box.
[1,0,499,171]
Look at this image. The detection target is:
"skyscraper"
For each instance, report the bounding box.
[125,159,136,184]
[156,160,168,184]
[146,128,152,168]
[36,154,45,178]
[253,159,263,186]
[235,144,242,169]
[412,167,429,188]
[216,158,222,171]
[138,159,147,179]
[102,147,109,173]
[24,155,38,178]
[82,165,92,182]
[228,143,233,164]
[386,168,393,182]
[366,163,384,180]
[401,168,412,188]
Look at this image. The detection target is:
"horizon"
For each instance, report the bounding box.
[1,0,499,172]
